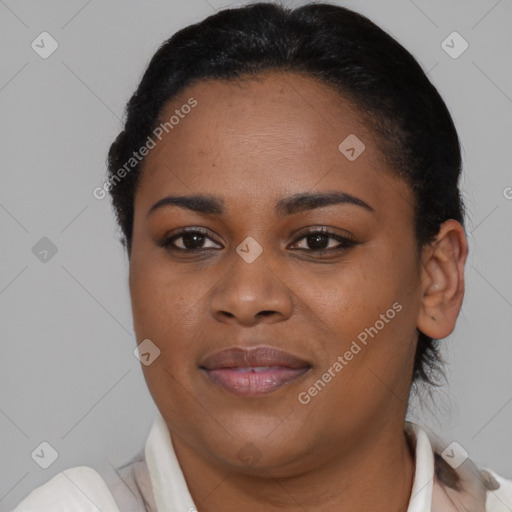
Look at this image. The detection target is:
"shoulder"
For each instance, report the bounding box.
[12,466,120,512]
[407,422,512,511]
[482,467,512,511]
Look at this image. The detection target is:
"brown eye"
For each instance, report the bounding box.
[160,228,222,251]
[289,228,358,253]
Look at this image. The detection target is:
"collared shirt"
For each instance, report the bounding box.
[12,412,512,511]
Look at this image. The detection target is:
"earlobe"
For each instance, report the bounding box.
[417,220,468,340]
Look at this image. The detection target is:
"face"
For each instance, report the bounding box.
[129,71,426,475]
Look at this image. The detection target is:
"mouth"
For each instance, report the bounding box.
[199,345,312,397]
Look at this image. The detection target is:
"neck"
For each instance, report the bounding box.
[170,420,416,512]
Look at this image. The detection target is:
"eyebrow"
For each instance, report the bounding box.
[147,191,374,218]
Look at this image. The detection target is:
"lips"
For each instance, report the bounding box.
[200,346,311,397]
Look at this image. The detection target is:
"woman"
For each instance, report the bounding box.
[13,2,511,511]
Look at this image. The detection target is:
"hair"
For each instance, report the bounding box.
[107,2,466,389]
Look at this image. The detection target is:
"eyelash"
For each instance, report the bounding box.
[159,226,359,255]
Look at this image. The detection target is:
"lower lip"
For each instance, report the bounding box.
[202,366,310,397]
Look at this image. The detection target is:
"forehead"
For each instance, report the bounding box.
[136,71,411,216]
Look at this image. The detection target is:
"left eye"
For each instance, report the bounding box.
[288,229,357,252]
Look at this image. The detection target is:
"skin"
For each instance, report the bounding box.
[128,71,468,511]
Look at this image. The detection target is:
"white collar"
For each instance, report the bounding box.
[145,413,435,512]
[145,412,197,511]
[404,422,434,512]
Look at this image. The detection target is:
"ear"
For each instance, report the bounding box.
[417,219,468,340]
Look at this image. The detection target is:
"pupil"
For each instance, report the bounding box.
[183,232,204,249]
[308,233,328,249]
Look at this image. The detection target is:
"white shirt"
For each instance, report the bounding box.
[12,412,512,511]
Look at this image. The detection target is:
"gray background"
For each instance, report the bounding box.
[1,0,511,509]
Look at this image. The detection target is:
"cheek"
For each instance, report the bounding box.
[129,257,183,340]
[129,261,201,409]
[309,259,395,333]
[312,252,417,377]
[128,255,216,370]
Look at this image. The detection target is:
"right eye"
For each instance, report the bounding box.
[160,227,223,252]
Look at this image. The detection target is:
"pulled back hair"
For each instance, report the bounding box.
[107,2,466,389]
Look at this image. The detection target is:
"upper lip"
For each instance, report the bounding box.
[200,346,311,370]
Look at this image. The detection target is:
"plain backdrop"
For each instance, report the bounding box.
[1,0,511,509]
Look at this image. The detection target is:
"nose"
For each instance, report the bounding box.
[209,249,294,326]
